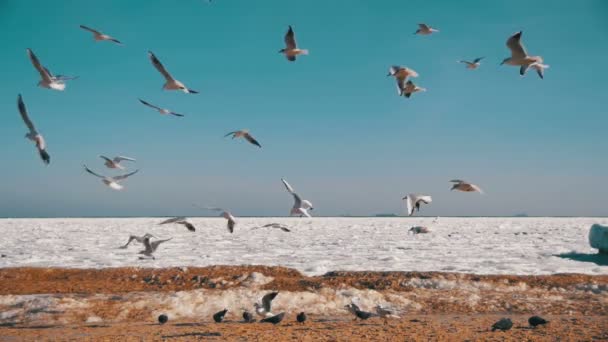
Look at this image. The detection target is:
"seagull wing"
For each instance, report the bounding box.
[83,164,105,178]
[470,184,484,194]
[99,155,113,163]
[417,195,432,204]
[292,192,303,208]
[148,51,174,82]
[404,195,414,216]
[227,217,235,233]
[178,221,196,232]
[284,26,297,50]
[224,131,238,138]
[139,99,163,111]
[27,49,52,83]
[114,156,136,162]
[159,216,187,225]
[449,179,465,183]
[418,23,430,30]
[473,57,484,63]
[244,132,261,148]
[262,292,278,312]
[151,238,172,251]
[113,169,139,181]
[17,94,37,134]
[281,178,295,194]
[79,25,102,35]
[506,31,527,59]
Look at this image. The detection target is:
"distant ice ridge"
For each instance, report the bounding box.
[0,217,606,275]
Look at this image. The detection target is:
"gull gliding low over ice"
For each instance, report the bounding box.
[83,165,139,190]
[139,235,172,260]
[119,233,154,249]
[403,194,432,216]
[159,217,196,232]
[202,207,237,233]
[281,178,313,217]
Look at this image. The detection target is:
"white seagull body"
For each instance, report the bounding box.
[459,57,484,69]
[83,165,139,190]
[387,66,419,96]
[224,130,261,148]
[17,94,50,165]
[403,194,432,216]
[282,178,313,217]
[254,292,278,318]
[148,51,198,93]
[401,80,426,98]
[415,23,439,35]
[120,233,154,249]
[279,26,308,62]
[139,99,184,117]
[99,155,136,170]
[501,31,549,79]
[139,236,172,259]
[203,207,237,233]
[450,180,483,193]
[79,25,123,45]
[27,49,77,91]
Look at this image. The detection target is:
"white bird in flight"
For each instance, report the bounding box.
[120,233,154,249]
[139,235,172,259]
[79,25,123,45]
[159,217,196,232]
[281,178,313,217]
[387,66,419,96]
[148,51,198,93]
[99,155,136,170]
[403,194,432,216]
[450,180,484,193]
[279,26,308,62]
[459,57,484,70]
[252,223,291,233]
[254,292,278,318]
[415,23,439,35]
[501,31,549,79]
[17,94,50,165]
[139,99,184,117]
[203,207,237,233]
[401,80,426,98]
[27,49,77,91]
[83,165,139,190]
[224,130,261,148]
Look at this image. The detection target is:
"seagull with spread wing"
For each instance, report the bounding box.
[459,57,484,70]
[139,235,172,260]
[148,51,198,93]
[252,223,291,233]
[79,25,123,45]
[450,180,484,193]
[83,165,139,190]
[279,26,308,62]
[17,95,50,165]
[119,233,154,249]
[99,155,136,170]
[387,66,419,96]
[501,31,549,79]
[139,99,184,117]
[159,217,196,232]
[415,23,439,35]
[27,49,77,91]
[224,130,261,148]
[401,80,426,98]
[201,207,237,233]
[254,292,278,318]
[403,194,432,216]
[281,178,313,217]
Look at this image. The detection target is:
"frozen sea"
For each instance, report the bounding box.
[0,217,606,276]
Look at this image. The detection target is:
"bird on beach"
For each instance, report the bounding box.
[528,316,549,327]
[139,99,185,117]
[159,217,196,232]
[261,312,285,324]
[17,94,50,165]
[252,223,291,232]
[213,309,228,323]
[501,31,549,79]
[345,304,376,321]
[450,180,483,193]
[401,80,426,98]
[119,233,154,249]
[415,23,439,35]
[79,25,123,45]
[296,312,307,323]
[375,305,401,324]
[138,235,172,260]
[224,130,261,148]
[491,317,513,331]
[242,310,255,323]
[254,292,278,318]
[83,165,139,190]
[279,26,308,62]
[403,194,432,216]
[459,57,484,69]
[27,49,77,91]
[387,66,419,96]
[148,51,198,93]
[99,156,136,170]
[409,226,430,234]
[282,178,313,217]
[158,314,168,324]
[202,207,237,233]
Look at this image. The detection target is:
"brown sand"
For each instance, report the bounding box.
[0,266,606,341]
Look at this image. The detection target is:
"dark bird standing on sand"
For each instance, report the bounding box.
[261,312,285,324]
[158,314,168,324]
[213,309,228,323]
[297,312,307,323]
[242,311,255,323]
[492,317,513,331]
[528,316,549,327]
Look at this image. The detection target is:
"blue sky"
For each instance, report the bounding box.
[1,0,607,217]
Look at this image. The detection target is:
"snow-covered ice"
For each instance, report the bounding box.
[0,217,606,275]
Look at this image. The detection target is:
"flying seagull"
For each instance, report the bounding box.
[254,292,278,318]
[202,207,237,233]
[83,164,139,190]
[99,155,136,170]
[119,233,154,249]
[279,26,309,62]
[282,178,313,217]
[17,94,50,165]
[79,25,123,45]
[401,80,426,98]
[148,51,198,93]
[387,66,419,96]
[27,49,77,91]
[139,235,172,260]
[159,217,196,232]
[450,180,483,193]
[252,223,291,232]
[459,57,484,69]
[139,99,184,117]
[501,31,549,79]
[415,23,439,35]
[403,194,432,216]
[224,130,261,148]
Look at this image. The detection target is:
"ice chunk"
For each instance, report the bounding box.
[589,224,608,254]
